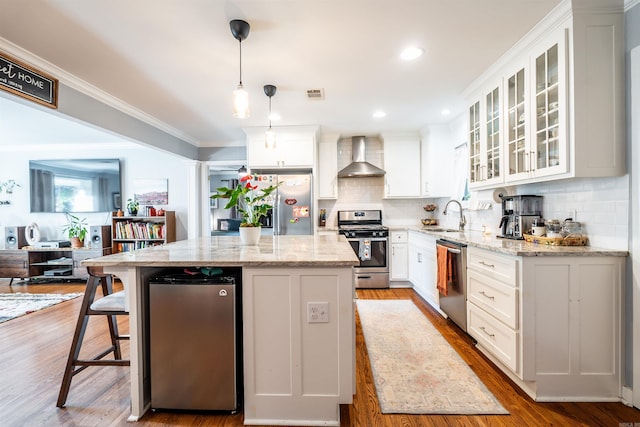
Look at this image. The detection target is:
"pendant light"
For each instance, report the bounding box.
[237,165,248,178]
[264,84,277,149]
[230,20,250,118]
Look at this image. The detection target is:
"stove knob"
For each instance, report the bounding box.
[373,231,378,237]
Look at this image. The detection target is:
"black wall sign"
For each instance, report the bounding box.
[0,52,58,108]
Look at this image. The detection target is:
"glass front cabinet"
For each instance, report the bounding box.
[467,5,624,189]
[468,101,481,185]
[531,38,567,178]
[470,31,567,188]
[469,84,503,189]
[506,66,528,180]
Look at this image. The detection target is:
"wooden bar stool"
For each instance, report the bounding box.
[56,266,129,408]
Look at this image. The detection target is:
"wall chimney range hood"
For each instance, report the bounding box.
[337,136,385,178]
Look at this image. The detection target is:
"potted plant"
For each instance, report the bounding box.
[62,213,88,248]
[127,198,140,216]
[211,174,279,245]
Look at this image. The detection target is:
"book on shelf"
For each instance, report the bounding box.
[114,221,166,240]
[115,241,164,252]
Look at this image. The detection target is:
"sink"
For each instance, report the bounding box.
[424,227,460,233]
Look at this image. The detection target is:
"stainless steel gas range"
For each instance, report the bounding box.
[338,210,389,289]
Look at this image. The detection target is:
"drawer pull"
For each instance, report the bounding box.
[480,326,495,338]
[479,291,495,300]
[479,261,495,268]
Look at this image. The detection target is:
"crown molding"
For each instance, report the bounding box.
[0,37,200,147]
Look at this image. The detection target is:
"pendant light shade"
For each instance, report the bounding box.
[264,84,277,149]
[237,165,248,177]
[230,20,250,118]
[233,84,249,118]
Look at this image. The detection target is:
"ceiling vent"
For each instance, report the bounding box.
[306,89,324,100]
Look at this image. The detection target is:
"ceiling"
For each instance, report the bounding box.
[0,0,562,149]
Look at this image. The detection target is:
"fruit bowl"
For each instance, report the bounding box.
[423,204,438,212]
[421,218,439,226]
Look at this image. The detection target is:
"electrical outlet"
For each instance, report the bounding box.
[307,302,329,323]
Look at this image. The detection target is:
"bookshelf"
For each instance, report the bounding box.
[111,211,176,253]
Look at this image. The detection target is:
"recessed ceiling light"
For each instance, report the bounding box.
[373,110,386,119]
[441,109,451,116]
[400,47,424,61]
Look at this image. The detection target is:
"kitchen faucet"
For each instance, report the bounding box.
[443,199,466,231]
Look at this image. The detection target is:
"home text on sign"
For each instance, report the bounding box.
[0,52,58,108]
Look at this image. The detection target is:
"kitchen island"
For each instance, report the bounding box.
[83,234,359,426]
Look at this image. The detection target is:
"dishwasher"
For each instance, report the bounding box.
[436,239,468,332]
[149,268,241,412]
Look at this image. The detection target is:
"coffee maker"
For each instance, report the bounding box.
[498,195,543,239]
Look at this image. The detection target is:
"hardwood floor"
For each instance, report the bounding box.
[1,279,638,426]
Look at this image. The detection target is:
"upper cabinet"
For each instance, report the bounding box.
[420,124,454,197]
[317,134,339,199]
[468,100,482,186]
[245,126,318,169]
[469,83,504,189]
[530,36,567,179]
[466,1,624,189]
[505,63,529,180]
[382,134,421,198]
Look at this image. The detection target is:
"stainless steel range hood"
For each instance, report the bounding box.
[337,136,385,178]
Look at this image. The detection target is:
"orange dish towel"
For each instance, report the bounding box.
[436,245,450,296]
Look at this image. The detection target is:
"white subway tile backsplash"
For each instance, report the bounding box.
[323,149,629,251]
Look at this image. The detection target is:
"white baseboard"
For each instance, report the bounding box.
[622,386,633,407]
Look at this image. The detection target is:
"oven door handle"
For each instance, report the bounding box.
[447,247,461,254]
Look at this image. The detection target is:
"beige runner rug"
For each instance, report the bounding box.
[356,299,508,415]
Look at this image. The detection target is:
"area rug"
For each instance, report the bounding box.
[0,292,83,324]
[356,299,508,415]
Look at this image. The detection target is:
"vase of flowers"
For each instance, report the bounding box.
[211,174,279,245]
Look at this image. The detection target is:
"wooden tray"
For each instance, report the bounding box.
[523,233,588,246]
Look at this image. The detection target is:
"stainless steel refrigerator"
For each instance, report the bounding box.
[253,173,313,235]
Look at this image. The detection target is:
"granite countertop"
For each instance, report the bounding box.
[83,235,360,267]
[407,226,628,257]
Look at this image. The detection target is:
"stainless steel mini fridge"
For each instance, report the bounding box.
[149,272,239,411]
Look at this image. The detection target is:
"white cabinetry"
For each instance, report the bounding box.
[245,126,317,169]
[317,135,338,199]
[467,246,623,401]
[469,83,504,189]
[467,247,520,373]
[504,31,568,182]
[390,231,408,281]
[382,134,421,198]
[420,125,453,197]
[466,2,624,188]
[242,266,354,425]
[408,231,438,308]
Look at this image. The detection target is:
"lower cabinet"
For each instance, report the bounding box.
[241,267,354,425]
[390,231,408,281]
[0,248,109,281]
[467,246,623,401]
[0,250,29,279]
[408,231,438,308]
